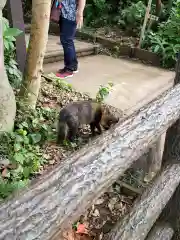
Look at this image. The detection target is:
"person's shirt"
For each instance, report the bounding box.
[61,0,77,22]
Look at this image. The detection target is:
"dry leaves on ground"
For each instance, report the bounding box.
[62,228,93,240]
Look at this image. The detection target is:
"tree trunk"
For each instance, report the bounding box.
[0,85,180,239]
[156,0,162,17]
[19,0,51,108]
[0,0,16,132]
[105,164,180,240]
[138,0,152,48]
[146,224,174,240]
[144,132,166,183]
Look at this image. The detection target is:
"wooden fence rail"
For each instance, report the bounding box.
[146,224,174,240]
[0,83,180,240]
[105,164,180,240]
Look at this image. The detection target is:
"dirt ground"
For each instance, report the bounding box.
[37,76,149,240]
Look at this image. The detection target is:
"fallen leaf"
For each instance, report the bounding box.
[114,202,123,210]
[91,204,95,211]
[49,159,55,165]
[92,209,100,217]
[99,232,103,240]
[43,154,51,160]
[76,224,86,234]
[76,223,90,235]
[94,198,104,205]
[108,197,118,212]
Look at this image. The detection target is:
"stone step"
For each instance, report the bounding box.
[25,34,99,64]
[43,55,174,116]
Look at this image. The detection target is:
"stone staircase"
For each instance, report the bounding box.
[25,33,99,65]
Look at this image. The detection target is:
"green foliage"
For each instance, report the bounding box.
[0,105,57,199]
[15,104,57,143]
[83,0,180,68]
[96,82,114,102]
[3,17,22,88]
[84,0,114,27]
[0,178,29,199]
[118,1,146,35]
[22,0,32,21]
[84,0,146,29]
[143,3,180,67]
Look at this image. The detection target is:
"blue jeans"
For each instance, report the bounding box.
[59,16,78,71]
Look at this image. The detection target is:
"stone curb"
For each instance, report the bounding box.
[76,31,161,67]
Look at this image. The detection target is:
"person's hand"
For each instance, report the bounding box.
[76,12,83,29]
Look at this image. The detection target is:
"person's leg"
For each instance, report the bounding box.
[57,16,78,78]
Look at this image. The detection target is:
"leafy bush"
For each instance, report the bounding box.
[84,0,147,29]
[96,82,114,102]
[118,1,146,35]
[3,17,22,88]
[84,0,114,27]
[143,3,180,67]
[0,105,57,198]
[21,0,32,21]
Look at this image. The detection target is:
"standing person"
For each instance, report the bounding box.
[55,0,86,79]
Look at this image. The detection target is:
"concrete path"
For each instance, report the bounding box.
[44,55,175,116]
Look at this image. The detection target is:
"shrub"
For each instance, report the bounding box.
[143,3,180,68]
[3,17,22,88]
[118,1,146,36]
[0,105,56,199]
[84,0,114,27]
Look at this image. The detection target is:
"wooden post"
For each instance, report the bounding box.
[105,164,180,240]
[163,52,180,163]
[6,0,26,73]
[138,0,152,48]
[146,224,174,240]
[145,53,180,182]
[155,0,163,16]
[144,133,166,183]
[174,52,180,84]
